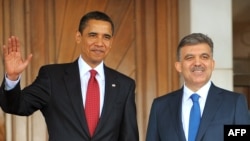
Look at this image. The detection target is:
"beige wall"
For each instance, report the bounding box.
[179,0,233,90]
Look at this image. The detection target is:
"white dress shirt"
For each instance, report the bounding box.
[182,81,211,140]
[78,55,105,116]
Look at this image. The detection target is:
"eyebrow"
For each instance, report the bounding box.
[88,32,112,37]
[183,52,211,58]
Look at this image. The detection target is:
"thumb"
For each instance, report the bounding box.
[23,54,33,67]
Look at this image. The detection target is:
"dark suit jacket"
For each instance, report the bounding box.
[0,60,139,141]
[146,83,250,141]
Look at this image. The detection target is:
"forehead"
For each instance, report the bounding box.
[181,43,212,54]
[83,19,112,34]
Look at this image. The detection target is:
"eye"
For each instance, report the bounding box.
[103,34,112,40]
[201,54,210,60]
[184,55,194,60]
[88,33,97,37]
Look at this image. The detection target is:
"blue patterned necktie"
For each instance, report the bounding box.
[188,94,201,141]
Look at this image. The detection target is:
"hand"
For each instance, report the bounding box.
[2,36,33,80]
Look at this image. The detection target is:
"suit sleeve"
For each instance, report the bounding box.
[0,66,51,116]
[146,99,160,141]
[235,94,250,124]
[119,80,139,141]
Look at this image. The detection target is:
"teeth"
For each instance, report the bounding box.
[192,70,203,72]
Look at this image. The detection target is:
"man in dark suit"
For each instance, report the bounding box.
[0,11,139,141]
[146,33,250,141]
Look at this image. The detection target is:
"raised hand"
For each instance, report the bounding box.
[2,36,33,81]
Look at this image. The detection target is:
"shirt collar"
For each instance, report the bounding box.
[78,55,105,80]
[183,81,211,101]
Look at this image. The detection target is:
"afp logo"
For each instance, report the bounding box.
[224,125,250,141]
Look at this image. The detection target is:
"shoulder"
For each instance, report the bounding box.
[37,61,78,76]
[153,88,183,104]
[148,88,183,114]
[210,83,247,103]
[41,62,74,70]
[39,63,69,72]
[104,66,135,83]
[39,59,78,71]
[212,84,244,98]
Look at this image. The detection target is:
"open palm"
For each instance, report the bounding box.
[3,36,32,80]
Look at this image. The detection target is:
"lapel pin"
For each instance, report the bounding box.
[112,84,116,87]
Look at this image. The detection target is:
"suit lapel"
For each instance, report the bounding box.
[196,83,223,140]
[94,66,119,135]
[169,88,186,141]
[63,60,89,135]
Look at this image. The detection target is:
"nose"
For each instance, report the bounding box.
[194,57,201,65]
[95,36,104,46]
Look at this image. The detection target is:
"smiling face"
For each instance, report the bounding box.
[76,19,113,68]
[175,43,215,91]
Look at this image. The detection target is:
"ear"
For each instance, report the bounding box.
[175,61,182,73]
[75,31,82,43]
[109,36,114,48]
[211,59,215,70]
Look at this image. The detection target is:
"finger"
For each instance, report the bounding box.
[16,37,21,52]
[11,36,18,52]
[7,37,12,53]
[3,45,8,57]
[23,54,33,67]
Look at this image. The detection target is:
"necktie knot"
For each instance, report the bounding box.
[90,69,97,77]
[190,94,199,102]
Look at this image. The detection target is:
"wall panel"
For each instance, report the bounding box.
[0,0,179,141]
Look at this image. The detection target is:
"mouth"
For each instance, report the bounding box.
[192,70,204,75]
[91,49,104,55]
[191,67,205,72]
